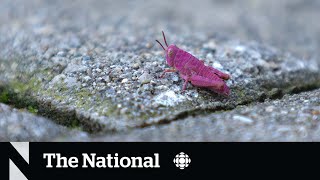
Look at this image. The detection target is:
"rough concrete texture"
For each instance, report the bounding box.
[0,103,87,141]
[91,89,320,141]
[0,0,320,141]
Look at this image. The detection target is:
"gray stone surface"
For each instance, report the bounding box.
[0,103,87,141]
[0,0,320,141]
[91,89,320,141]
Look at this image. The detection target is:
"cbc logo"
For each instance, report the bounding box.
[173,152,191,169]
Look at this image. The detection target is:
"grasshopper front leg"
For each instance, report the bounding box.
[160,68,177,78]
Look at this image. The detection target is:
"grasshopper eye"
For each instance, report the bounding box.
[168,49,174,57]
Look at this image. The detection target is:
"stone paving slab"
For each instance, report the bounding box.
[87,89,320,141]
[1,34,319,133]
[0,0,320,134]
[0,103,87,141]
[53,89,320,141]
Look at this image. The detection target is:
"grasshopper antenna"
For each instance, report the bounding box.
[155,40,166,51]
[162,31,168,47]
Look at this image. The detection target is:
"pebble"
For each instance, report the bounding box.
[155,85,169,90]
[233,115,254,124]
[95,68,102,73]
[57,51,67,57]
[138,72,152,84]
[83,76,91,82]
[153,90,186,107]
[103,76,110,82]
[82,55,91,61]
[213,61,223,69]
[120,108,128,114]
[143,84,151,91]
[171,74,179,82]
[265,106,275,113]
[121,78,128,83]
[145,42,153,49]
[132,63,140,69]
[203,41,217,51]
[234,45,246,52]
[97,77,103,82]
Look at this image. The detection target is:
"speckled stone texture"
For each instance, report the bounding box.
[0,0,320,141]
[92,89,320,141]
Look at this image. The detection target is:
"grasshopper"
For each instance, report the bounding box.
[156,31,230,96]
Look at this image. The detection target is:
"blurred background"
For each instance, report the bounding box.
[1,0,319,58]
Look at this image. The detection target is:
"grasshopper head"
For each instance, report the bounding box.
[155,31,178,67]
[166,44,178,67]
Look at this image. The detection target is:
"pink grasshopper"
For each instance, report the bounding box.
[156,31,230,96]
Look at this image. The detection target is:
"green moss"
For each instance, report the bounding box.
[232,87,246,104]
[27,105,38,114]
[236,90,246,99]
[100,103,118,116]
[70,118,81,128]
[10,81,28,93]
[75,89,91,98]
[268,88,283,99]
[0,90,9,103]
[9,77,41,94]
[139,111,157,120]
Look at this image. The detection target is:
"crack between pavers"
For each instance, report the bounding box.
[1,73,320,134]
[137,85,320,129]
